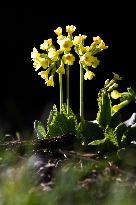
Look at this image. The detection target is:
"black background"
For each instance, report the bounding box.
[0,6,135,135]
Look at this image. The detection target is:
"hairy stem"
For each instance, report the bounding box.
[80,63,84,124]
[66,65,70,116]
[59,73,63,113]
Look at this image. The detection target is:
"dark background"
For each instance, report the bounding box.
[0,6,135,135]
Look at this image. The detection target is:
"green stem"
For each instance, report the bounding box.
[66,64,70,116]
[59,73,63,113]
[80,63,84,124]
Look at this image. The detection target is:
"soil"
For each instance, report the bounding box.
[0,133,136,204]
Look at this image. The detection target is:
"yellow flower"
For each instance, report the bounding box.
[84,70,95,80]
[91,57,100,68]
[73,34,87,45]
[98,40,108,50]
[57,35,65,45]
[38,70,49,81]
[80,52,92,66]
[40,58,50,69]
[54,27,62,36]
[59,37,73,52]
[40,39,52,50]
[111,90,121,99]
[47,39,52,46]
[78,45,86,55]
[78,45,90,55]
[33,57,49,71]
[48,48,59,61]
[112,105,121,112]
[62,53,75,65]
[46,75,54,87]
[56,60,65,74]
[73,35,82,45]
[82,35,87,40]
[112,72,122,81]
[33,59,42,71]
[90,37,108,53]
[66,25,76,35]
[31,47,40,59]
[80,52,99,67]
[93,36,102,44]
[85,46,90,51]
[40,41,48,50]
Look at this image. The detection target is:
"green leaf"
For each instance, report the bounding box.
[114,122,127,144]
[89,129,118,153]
[61,104,78,135]
[46,104,79,138]
[47,105,69,138]
[114,113,136,145]
[88,138,106,146]
[34,120,47,139]
[47,113,69,137]
[96,88,111,129]
[110,112,122,128]
[104,127,118,147]
[81,120,104,145]
[47,104,57,127]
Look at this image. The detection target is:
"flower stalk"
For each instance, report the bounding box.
[66,64,70,116]
[59,73,63,113]
[80,63,84,124]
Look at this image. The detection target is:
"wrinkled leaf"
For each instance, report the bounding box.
[46,104,78,138]
[81,120,104,145]
[110,111,122,128]
[104,127,118,147]
[96,88,111,129]
[115,113,136,145]
[88,138,106,146]
[61,104,78,135]
[34,120,47,139]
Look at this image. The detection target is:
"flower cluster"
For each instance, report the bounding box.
[74,35,108,80]
[31,25,108,86]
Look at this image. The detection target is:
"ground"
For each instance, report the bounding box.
[0,134,136,205]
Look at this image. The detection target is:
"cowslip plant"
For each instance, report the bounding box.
[31,25,136,154]
[31,25,108,126]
